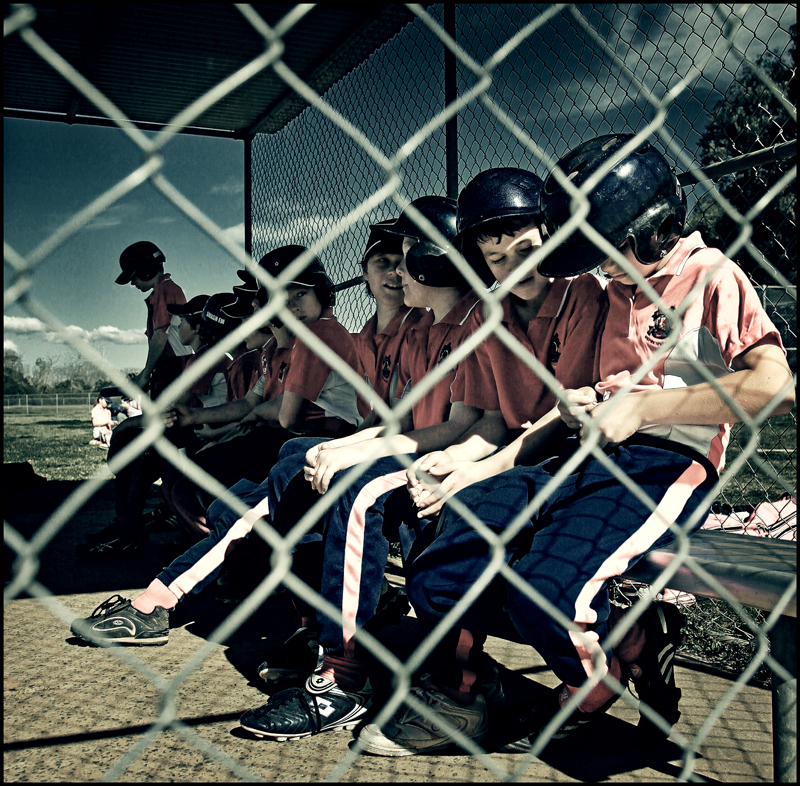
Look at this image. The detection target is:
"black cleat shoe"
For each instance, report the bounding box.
[492,684,621,754]
[625,601,686,743]
[70,594,169,646]
[240,674,372,740]
[77,532,146,559]
[257,626,323,687]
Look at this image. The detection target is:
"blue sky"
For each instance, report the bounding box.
[4,118,246,371]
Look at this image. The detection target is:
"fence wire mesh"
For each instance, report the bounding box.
[4,3,797,782]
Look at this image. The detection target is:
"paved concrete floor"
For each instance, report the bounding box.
[4,478,775,782]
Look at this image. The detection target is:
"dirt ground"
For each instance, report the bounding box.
[4,471,776,782]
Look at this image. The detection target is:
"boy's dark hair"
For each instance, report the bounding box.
[185,312,204,331]
[310,277,336,310]
[472,213,540,244]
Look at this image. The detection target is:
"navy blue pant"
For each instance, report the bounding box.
[406,436,716,689]
[265,440,433,657]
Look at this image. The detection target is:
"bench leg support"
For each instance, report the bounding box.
[770,614,796,783]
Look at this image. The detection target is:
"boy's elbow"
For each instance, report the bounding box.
[279,411,301,431]
[774,383,795,416]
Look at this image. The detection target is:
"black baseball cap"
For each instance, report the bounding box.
[167,294,209,318]
[116,241,166,285]
[201,293,241,337]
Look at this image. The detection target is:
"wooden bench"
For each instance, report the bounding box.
[623,530,797,782]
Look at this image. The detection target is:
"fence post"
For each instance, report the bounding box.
[56,393,58,415]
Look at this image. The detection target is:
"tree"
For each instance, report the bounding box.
[688,24,796,285]
[3,349,35,394]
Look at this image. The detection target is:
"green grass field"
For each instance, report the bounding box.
[4,406,794,684]
[3,406,114,481]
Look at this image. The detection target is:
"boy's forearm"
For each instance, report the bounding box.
[635,348,794,428]
[141,330,169,377]
[496,406,564,469]
[398,404,482,457]
[442,410,508,464]
[192,397,254,426]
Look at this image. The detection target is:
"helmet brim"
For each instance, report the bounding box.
[537,239,605,278]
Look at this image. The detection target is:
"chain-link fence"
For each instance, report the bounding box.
[4,3,797,782]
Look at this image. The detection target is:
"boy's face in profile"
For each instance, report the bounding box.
[398,236,429,309]
[600,238,663,286]
[177,316,198,345]
[362,251,405,308]
[476,222,546,298]
[131,272,158,292]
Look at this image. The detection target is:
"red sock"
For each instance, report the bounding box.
[318,652,367,692]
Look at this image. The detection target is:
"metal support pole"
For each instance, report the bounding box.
[244,135,253,257]
[444,4,458,201]
[770,614,797,782]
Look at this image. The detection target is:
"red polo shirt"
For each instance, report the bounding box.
[355,305,425,413]
[596,231,784,471]
[394,291,482,430]
[457,273,608,432]
[144,274,186,359]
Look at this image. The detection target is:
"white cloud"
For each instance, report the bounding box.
[210,180,244,196]
[222,223,246,246]
[4,339,20,354]
[4,316,146,345]
[4,316,47,334]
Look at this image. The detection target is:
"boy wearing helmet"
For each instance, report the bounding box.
[355,220,426,425]
[364,134,794,757]
[216,195,495,740]
[355,168,610,755]
[115,241,192,396]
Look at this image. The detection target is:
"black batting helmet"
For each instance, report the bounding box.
[539,134,687,277]
[380,196,459,245]
[454,168,543,285]
[381,196,474,288]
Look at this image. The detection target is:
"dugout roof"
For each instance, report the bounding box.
[3,4,417,138]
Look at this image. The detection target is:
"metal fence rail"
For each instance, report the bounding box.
[4,3,797,782]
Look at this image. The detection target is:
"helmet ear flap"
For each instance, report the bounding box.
[627,196,686,264]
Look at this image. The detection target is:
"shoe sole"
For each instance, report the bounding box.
[73,634,168,646]
[360,725,489,757]
[240,720,361,741]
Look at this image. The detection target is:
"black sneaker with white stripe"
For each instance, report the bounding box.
[70,594,169,646]
[625,601,686,742]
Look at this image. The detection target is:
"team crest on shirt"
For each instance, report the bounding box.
[548,333,561,365]
[438,343,452,365]
[645,308,675,347]
[381,354,392,380]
